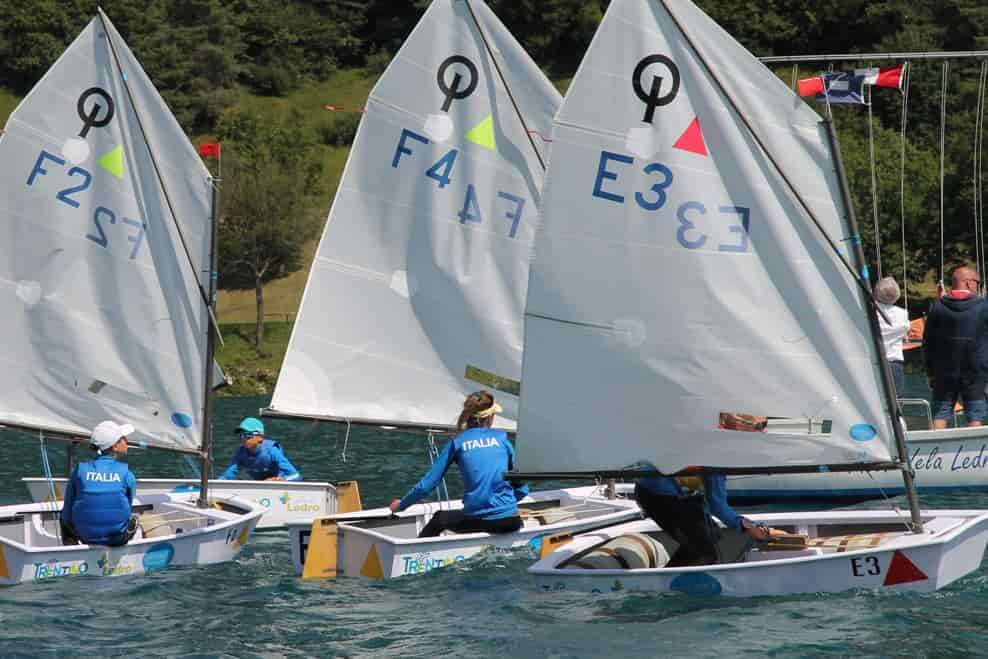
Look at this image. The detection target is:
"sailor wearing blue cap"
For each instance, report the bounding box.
[218,417,302,481]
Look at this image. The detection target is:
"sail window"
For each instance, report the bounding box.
[718,413,831,434]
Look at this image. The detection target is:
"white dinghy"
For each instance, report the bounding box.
[262,0,642,578]
[22,477,337,531]
[292,485,639,579]
[512,0,988,597]
[530,510,988,596]
[724,406,988,503]
[0,10,263,584]
[0,494,258,585]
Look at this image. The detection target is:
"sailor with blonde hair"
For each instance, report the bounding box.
[388,391,527,537]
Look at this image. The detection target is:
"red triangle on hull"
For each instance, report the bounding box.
[883,550,928,586]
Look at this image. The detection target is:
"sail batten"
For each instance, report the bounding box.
[268,0,559,430]
[515,0,894,475]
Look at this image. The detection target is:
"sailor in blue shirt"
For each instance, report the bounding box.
[218,417,302,481]
[389,391,528,537]
[635,413,780,566]
[61,420,140,546]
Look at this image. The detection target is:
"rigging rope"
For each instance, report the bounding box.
[39,433,62,543]
[426,431,450,507]
[867,83,882,278]
[900,62,911,311]
[939,61,948,293]
[976,60,988,290]
[341,418,351,464]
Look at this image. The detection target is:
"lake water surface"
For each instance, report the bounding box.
[1,380,987,658]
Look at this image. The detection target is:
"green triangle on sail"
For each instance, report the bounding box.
[464,115,496,150]
[97,145,124,179]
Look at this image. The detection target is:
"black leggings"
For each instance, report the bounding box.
[419,509,523,538]
[635,484,720,567]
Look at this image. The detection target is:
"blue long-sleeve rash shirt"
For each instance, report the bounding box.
[398,427,525,520]
[218,439,302,481]
[637,470,742,531]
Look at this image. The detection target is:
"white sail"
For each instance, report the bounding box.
[268,0,560,429]
[515,0,894,473]
[0,11,212,451]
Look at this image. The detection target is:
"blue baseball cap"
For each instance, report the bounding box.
[234,417,264,435]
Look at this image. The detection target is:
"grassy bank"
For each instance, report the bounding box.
[214,321,293,397]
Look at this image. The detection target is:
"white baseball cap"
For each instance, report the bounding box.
[91,420,136,450]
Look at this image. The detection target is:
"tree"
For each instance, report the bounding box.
[216,109,323,346]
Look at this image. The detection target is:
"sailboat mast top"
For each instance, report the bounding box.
[462,0,546,172]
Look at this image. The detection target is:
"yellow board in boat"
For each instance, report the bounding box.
[0,545,7,578]
[301,518,339,580]
[336,481,363,513]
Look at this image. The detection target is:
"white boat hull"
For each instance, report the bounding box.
[529,510,988,597]
[23,478,336,530]
[0,493,264,586]
[729,426,988,503]
[288,486,641,579]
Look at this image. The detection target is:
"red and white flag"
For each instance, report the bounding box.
[859,64,905,90]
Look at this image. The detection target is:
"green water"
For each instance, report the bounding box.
[0,387,987,657]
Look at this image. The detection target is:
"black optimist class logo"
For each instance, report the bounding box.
[436,55,479,112]
[76,87,115,138]
[632,54,680,124]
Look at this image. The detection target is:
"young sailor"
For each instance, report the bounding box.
[635,413,780,567]
[388,391,528,537]
[219,417,302,481]
[60,420,140,546]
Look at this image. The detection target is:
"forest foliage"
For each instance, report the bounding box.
[2,0,987,295]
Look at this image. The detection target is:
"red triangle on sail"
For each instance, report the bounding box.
[882,550,928,586]
[672,117,708,156]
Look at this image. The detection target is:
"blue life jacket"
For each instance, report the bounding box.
[63,456,134,545]
[399,427,524,520]
[218,439,302,481]
[635,463,742,531]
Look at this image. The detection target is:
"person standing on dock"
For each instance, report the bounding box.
[219,417,303,481]
[388,391,527,537]
[923,265,988,428]
[874,276,911,394]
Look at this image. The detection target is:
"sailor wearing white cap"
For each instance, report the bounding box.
[60,420,139,546]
